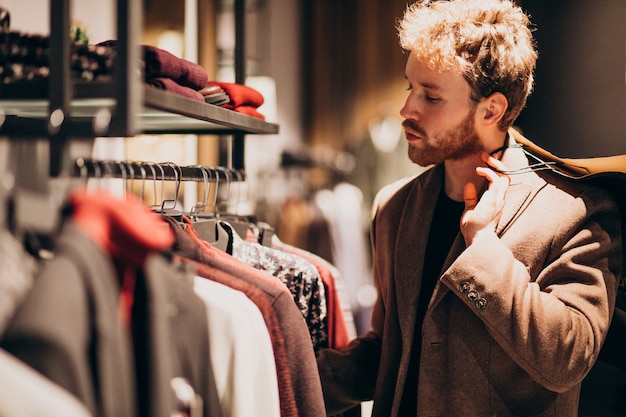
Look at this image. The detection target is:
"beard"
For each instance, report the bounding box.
[404,109,483,167]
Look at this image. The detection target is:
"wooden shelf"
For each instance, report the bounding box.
[0,81,278,137]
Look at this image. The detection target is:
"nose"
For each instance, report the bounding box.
[399,93,418,121]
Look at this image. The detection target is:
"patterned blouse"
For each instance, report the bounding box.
[229,224,329,352]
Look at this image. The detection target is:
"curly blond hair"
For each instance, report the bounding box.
[397,0,537,130]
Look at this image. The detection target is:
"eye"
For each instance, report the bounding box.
[406,83,412,91]
[426,96,441,102]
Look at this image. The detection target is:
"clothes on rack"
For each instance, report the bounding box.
[193,277,281,417]
[228,222,329,352]
[271,236,355,349]
[166,214,328,417]
[0,228,37,337]
[273,183,372,336]
[1,190,222,417]
[0,348,93,417]
[1,183,354,417]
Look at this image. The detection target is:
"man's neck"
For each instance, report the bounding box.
[443,155,486,202]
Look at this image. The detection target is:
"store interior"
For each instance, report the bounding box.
[0,0,625,415]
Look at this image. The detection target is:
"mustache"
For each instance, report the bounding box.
[402,119,426,136]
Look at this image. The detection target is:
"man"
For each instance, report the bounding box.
[316,0,622,416]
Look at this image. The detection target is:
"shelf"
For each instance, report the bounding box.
[0,81,278,137]
[142,87,277,135]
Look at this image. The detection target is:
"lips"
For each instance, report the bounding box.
[403,127,426,143]
[402,119,425,141]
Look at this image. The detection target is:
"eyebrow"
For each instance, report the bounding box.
[404,75,443,91]
[421,82,442,91]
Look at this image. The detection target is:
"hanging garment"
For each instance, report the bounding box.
[0,227,37,337]
[193,261,297,417]
[228,223,329,352]
[163,216,297,417]
[0,348,93,417]
[164,216,327,417]
[271,237,355,349]
[1,190,224,417]
[1,220,138,417]
[193,277,281,417]
[314,183,374,335]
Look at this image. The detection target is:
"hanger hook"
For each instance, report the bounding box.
[216,167,232,213]
[126,161,136,197]
[159,161,180,212]
[115,160,127,199]
[135,162,146,202]
[142,162,158,209]
[189,164,209,220]
[209,166,220,215]
[155,162,165,210]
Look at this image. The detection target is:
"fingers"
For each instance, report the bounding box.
[477,152,511,190]
[481,151,508,172]
[460,153,511,245]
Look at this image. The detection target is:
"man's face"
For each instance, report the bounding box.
[400,52,483,167]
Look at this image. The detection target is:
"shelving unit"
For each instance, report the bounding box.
[0,0,276,174]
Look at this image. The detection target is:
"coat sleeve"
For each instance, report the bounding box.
[441,184,622,392]
[316,331,381,415]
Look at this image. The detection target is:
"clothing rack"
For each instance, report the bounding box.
[72,158,246,183]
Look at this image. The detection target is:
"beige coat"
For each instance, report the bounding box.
[317,135,622,417]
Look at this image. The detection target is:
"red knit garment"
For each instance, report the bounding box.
[208,81,265,108]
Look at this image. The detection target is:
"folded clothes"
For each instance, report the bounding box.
[98,40,208,90]
[143,45,208,90]
[208,81,264,108]
[204,92,231,106]
[146,77,204,102]
[198,84,224,96]
[228,105,266,120]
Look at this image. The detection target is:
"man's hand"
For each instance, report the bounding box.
[461,153,510,246]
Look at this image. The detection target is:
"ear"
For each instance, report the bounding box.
[478,92,508,127]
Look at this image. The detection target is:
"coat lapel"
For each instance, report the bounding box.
[393,165,444,345]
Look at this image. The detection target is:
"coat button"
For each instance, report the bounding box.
[475,298,487,310]
[460,281,471,293]
[468,289,479,301]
